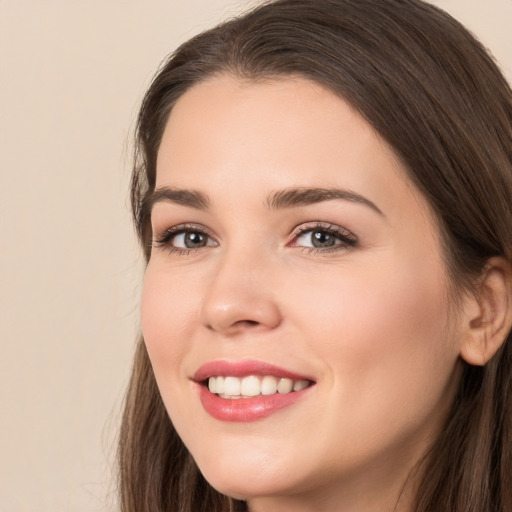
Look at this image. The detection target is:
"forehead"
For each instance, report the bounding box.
[158,76,428,218]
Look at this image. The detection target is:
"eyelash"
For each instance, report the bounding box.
[152,222,358,256]
[290,223,358,253]
[152,223,216,255]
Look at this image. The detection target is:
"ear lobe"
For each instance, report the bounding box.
[460,257,512,366]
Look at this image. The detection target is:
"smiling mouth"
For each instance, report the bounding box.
[206,375,313,399]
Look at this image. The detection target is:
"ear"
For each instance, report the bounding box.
[460,257,512,366]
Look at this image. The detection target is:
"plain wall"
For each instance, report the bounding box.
[1,1,510,511]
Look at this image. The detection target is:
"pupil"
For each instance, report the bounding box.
[185,232,205,248]
[312,231,335,248]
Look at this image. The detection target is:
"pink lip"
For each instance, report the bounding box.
[193,360,315,423]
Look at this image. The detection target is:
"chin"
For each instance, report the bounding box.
[203,471,292,503]
[193,443,303,501]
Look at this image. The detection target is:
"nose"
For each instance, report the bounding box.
[200,251,282,336]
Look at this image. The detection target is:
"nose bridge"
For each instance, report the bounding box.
[200,241,282,335]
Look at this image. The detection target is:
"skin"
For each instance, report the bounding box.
[141,76,469,512]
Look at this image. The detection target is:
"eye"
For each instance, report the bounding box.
[153,224,217,254]
[172,231,211,249]
[290,223,357,252]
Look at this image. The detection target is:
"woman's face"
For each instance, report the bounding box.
[142,76,465,511]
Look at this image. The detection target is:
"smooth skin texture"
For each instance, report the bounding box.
[141,76,494,512]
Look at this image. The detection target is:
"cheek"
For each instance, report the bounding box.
[293,256,451,346]
[349,275,452,383]
[291,256,458,418]
[140,264,199,377]
[277,261,460,478]
[358,268,453,378]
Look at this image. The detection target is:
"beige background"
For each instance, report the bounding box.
[1,1,510,511]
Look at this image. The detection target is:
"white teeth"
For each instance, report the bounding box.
[277,378,293,394]
[261,376,278,395]
[207,375,311,398]
[216,376,224,394]
[240,375,261,397]
[293,379,309,391]
[223,376,241,396]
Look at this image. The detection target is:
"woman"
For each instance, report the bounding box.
[119,1,512,511]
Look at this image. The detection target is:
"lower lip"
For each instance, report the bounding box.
[198,385,313,422]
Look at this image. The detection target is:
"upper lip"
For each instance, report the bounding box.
[193,360,315,383]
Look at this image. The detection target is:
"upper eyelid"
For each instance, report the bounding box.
[288,223,359,252]
[152,223,218,246]
[153,222,214,237]
[293,222,349,233]
[153,221,354,235]
[290,222,357,238]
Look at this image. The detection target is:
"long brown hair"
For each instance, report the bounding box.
[119,1,512,510]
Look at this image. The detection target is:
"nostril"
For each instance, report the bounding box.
[236,320,260,328]
[205,319,261,332]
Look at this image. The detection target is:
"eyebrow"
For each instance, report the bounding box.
[266,187,384,216]
[146,185,383,216]
[145,187,210,211]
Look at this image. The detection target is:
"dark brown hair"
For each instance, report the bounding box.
[119,1,512,510]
